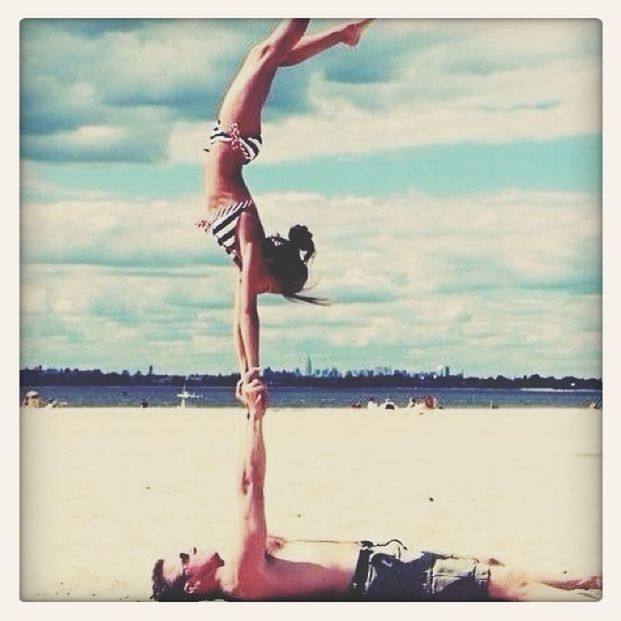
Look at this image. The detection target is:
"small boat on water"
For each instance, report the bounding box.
[177,385,200,408]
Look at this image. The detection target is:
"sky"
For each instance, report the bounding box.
[19,18,602,378]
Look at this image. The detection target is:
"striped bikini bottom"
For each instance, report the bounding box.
[205,120,262,164]
[196,199,254,267]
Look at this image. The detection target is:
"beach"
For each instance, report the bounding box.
[20,406,601,602]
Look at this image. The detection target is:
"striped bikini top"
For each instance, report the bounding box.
[196,199,254,268]
[205,120,262,164]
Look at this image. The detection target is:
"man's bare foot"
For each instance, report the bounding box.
[342,19,374,47]
[560,575,602,590]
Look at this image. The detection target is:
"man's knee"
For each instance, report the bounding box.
[488,566,531,601]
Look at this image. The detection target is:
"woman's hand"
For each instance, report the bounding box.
[236,367,262,403]
[235,378,245,403]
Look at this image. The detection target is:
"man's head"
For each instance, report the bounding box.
[151,547,224,601]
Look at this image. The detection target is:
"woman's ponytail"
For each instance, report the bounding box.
[288,225,315,263]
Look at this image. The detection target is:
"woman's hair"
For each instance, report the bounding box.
[264,225,328,305]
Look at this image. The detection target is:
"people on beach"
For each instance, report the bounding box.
[197,19,373,405]
[151,381,601,602]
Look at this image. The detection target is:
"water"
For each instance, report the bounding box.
[20,385,602,409]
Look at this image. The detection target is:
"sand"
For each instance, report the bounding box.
[20,406,601,602]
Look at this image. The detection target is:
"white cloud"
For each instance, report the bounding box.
[22,20,241,99]
[22,19,599,164]
[268,56,598,161]
[167,20,600,164]
[21,186,600,376]
[21,193,216,267]
[18,19,602,377]
[168,58,599,164]
[63,125,126,145]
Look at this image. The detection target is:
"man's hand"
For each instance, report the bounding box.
[479,556,504,566]
[242,378,268,419]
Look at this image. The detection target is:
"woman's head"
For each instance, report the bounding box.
[263,225,325,304]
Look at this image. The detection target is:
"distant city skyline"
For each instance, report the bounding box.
[21,360,601,382]
[20,19,602,378]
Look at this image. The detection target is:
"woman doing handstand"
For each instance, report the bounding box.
[198,19,373,403]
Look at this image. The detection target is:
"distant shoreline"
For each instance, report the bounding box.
[19,382,604,391]
[19,385,602,410]
[20,372,602,392]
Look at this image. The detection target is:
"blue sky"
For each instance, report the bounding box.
[20,18,602,377]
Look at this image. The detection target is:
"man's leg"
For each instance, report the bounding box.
[528,570,601,591]
[488,566,600,601]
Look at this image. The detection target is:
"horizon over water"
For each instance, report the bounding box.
[20,385,603,409]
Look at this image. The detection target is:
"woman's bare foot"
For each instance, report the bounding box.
[342,19,374,47]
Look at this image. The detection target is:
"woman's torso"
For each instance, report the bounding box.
[203,143,252,212]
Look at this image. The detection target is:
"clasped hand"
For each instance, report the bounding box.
[236,370,267,418]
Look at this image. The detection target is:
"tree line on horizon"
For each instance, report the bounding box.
[20,366,602,391]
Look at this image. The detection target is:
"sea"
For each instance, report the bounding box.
[20,385,603,409]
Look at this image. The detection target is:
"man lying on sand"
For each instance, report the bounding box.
[151,381,601,601]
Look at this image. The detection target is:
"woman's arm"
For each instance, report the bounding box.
[235,209,268,408]
[233,277,249,401]
[237,215,261,373]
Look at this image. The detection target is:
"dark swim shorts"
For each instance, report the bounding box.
[354,548,491,601]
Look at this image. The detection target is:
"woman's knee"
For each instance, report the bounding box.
[247,42,280,67]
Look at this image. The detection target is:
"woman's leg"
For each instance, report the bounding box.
[217,19,373,132]
[280,19,374,66]
[218,19,310,133]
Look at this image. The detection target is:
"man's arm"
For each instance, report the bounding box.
[230,382,268,585]
[265,535,287,554]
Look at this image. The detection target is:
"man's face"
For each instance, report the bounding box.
[162,547,224,597]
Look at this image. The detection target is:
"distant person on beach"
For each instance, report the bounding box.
[151,382,601,602]
[196,19,372,405]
